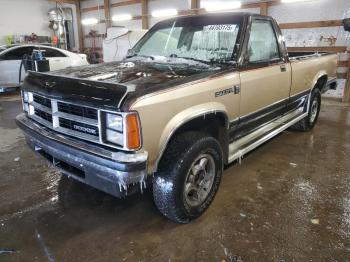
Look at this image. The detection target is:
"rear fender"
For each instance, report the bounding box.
[305,71,327,112]
[311,71,327,92]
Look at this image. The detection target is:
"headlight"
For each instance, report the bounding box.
[104,113,124,146]
[105,129,124,146]
[106,113,123,132]
[103,112,141,150]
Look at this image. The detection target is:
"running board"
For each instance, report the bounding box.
[228,109,308,164]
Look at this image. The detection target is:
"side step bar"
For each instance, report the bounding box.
[228,109,308,164]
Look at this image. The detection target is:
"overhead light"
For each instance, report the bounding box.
[152,9,178,18]
[281,0,316,2]
[112,14,133,22]
[204,1,242,12]
[81,18,98,25]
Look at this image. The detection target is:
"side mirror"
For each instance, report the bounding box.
[343,18,350,32]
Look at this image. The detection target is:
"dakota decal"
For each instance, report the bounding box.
[215,88,235,98]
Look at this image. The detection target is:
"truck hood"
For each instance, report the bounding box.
[23,59,226,110]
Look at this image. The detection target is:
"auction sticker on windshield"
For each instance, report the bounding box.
[204,25,237,32]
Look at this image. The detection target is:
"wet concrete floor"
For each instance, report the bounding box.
[0,92,350,261]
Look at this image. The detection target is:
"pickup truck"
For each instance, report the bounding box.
[16,13,337,223]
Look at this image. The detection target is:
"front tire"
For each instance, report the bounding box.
[293,88,321,131]
[153,132,223,223]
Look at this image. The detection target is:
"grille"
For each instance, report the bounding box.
[27,93,101,143]
[33,94,52,109]
[58,102,98,120]
[34,108,52,123]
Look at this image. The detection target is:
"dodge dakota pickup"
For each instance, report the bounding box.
[16,13,337,223]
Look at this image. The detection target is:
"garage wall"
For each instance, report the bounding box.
[80,0,261,48]
[80,0,350,37]
[111,0,142,29]
[270,0,350,47]
[0,0,54,45]
[0,0,80,50]
[80,0,350,51]
[149,0,190,27]
[81,0,105,49]
[270,0,350,23]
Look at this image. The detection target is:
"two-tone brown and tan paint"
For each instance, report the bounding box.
[290,54,337,96]
[129,70,241,172]
[130,53,337,174]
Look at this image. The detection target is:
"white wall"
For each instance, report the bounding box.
[0,0,56,45]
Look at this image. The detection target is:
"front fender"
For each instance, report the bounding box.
[153,102,229,172]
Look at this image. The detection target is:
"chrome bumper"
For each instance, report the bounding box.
[16,113,148,197]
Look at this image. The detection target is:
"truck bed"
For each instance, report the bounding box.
[288,51,334,60]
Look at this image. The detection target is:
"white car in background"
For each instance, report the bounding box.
[0,45,89,92]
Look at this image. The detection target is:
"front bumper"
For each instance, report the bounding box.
[16,113,148,197]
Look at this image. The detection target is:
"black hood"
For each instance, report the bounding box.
[23,59,228,110]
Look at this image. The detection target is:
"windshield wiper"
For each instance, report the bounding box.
[211,59,237,66]
[169,55,211,65]
[169,55,237,67]
[126,53,155,60]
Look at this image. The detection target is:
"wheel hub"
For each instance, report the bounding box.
[310,99,319,123]
[183,154,215,208]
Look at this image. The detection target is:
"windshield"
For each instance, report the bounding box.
[131,15,243,64]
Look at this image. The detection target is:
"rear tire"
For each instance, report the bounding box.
[153,132,223,223]
[292,88,321,131]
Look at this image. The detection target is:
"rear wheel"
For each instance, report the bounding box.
[153,132,223,223]
[293,88,321,131]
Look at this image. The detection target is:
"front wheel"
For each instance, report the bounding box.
[153,132,223,223]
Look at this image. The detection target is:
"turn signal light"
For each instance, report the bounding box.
[126,113,141,150]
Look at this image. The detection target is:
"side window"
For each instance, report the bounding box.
[42,48,66,58]
[248,20,280,63]
[1,47,33,60]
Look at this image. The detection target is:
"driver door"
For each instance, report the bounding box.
[236,18,292,138]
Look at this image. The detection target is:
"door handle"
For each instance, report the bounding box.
[280,64,287,72]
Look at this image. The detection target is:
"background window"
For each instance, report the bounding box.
[1,47,33,60]
[41,48,66,58]
[248,20,280,63]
